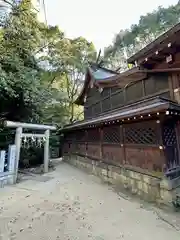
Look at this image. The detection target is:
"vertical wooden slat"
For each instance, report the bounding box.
[100,100,102,115]
[175,120,180,166]
[99,127,103,159]
[123,89,126,105]
[169,73,175,101]
[142,79,145,97]
[120,125,126,165]
[85,130,88,156]
[156,118,163,146]
[158,118,168,172]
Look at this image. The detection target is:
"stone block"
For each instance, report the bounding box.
[109,165,121,174]
[123,180,129,189]
[121,167,129,177]
[94,166,102,177]
[101,175,109,183]
[142,182,149,194]
[137,188,143,196]
[171,176,180,189]
[142,174,151,185]
[7,176,14,185]
[129,170,141,181]
[137,180,143,191]
[150,186,160,200]
[130,179,138,194]
[121,174,127,184]
[160,189,173,205]
[101,169,108,176]
[160,178,172,191]
[99,162,108,170]
[65,155,164,205]
[107,169,113,178]
[112,172,121,181]
[108,177,115,185]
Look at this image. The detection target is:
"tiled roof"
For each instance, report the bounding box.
[91,68,116,80]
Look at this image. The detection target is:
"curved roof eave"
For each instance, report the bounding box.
[74,67,119,105]
[127,22,180,64]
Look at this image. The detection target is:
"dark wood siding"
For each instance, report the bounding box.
[63,120,165,173]
[84,73,170,119]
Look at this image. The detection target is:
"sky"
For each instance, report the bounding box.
[44,0,178,51]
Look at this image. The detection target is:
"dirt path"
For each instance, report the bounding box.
[0,162,180,240]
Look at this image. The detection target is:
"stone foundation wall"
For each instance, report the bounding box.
[63,154,176,207]
[0,172,15,188]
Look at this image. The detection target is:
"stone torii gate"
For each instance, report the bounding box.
[5,121,56,183]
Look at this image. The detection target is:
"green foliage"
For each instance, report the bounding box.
[44,35,96,124]
[0,0,96,126]
[0,0,96,166]
[0,0,49,122]
[104,2,180,71]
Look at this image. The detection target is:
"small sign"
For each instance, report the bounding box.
[166,54,173,63]
[8,145,16,173]
[99,87,103,93]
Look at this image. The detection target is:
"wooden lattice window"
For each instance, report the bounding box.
[103,125,121,143]
[177,73,180,88]
[93,102,101,116]
[84,106,92,119]
[110,86,119,94]
[162,123,177,146]
[86,87,100,105]
[102,88,110,98]
[125,81,143,103]
[65,132,77,142]
[111,91,124,110]
[87,128,100,142]
[124,122,157,145]
[144,73,169,96]
[102,97,111,112]
[84,107,88,119]
[76,131,86,142]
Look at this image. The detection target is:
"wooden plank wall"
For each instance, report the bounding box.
[63,120,165,173]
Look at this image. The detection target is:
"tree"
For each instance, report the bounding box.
[0,0,50,122]
[0,0,96,166]
[0,0,97,127]
[104,2,180,71]
[45,36,97,123]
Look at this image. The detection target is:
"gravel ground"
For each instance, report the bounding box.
[0,162,180,240]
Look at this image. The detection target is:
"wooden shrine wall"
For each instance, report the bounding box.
[63,120,165,173]
[84,73,170,119]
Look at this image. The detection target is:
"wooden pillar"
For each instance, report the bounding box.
[169,74,175,100]
[0,150,6,173]
[85,130,88,156]
[99,128,103,159]
[156,118,166,172]
[171,73,180,103]
[14,127,22,183]
[121,125,126,165]
[44,129,50,173]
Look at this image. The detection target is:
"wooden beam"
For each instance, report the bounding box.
[21,133,45,138]
[128,23,180,64]
[5,121,56,130]
[146,68,180,73]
